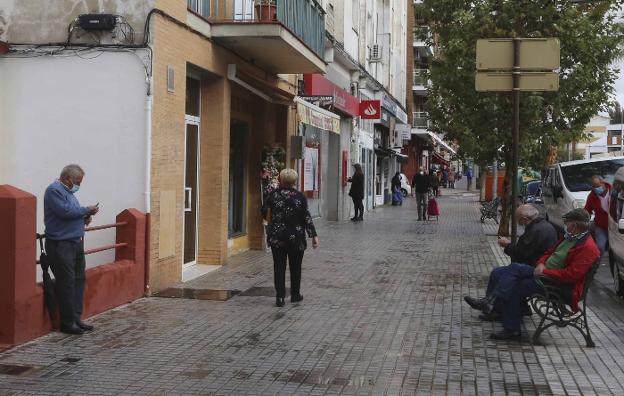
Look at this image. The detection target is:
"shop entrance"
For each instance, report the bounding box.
[183,77,201,266]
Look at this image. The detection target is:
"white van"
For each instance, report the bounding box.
[543,156,624,227]
[608,166,624,296]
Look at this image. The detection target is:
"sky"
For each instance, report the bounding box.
[616,59,624,106]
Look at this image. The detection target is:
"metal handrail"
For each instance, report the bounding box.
[36,221,128,263]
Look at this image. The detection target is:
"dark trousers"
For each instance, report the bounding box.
[46,239,86,328]
[486,263,535,300]
[415,192,428,219]
[352,197,364,219]
[271,246,304,299]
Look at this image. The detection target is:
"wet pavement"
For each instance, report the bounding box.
[2,190,624,395]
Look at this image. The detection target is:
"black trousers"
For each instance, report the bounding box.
[271,246,304,299]
[45,239,86,328]
[352,196,364,219]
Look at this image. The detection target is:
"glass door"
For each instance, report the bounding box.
[184,120,200,265]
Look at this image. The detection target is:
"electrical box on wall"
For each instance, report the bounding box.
[78,14,117,31]
[290,136,304,159]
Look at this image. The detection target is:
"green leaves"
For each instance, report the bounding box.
[422,0,624,168]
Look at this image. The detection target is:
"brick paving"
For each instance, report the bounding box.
[2,190,624,395]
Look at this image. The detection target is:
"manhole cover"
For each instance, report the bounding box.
[239,286,285,297]
[156,288,240,301]
[0,363,37,376]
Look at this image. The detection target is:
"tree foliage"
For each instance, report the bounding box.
[422,0,624,169]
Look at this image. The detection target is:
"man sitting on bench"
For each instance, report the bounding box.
[464,204,558,320]
[468,208,600,340]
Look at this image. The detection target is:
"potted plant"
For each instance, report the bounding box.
[254,0,277,21]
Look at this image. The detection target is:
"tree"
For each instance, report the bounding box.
[608,101,623,124]
[422,0,624,235]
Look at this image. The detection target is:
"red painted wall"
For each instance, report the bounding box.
[0,185,147,350]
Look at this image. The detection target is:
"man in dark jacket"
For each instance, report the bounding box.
[412,167,430,220]
[464,204,558,318]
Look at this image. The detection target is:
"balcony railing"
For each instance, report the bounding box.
[222,0,325,59]
[413,26,430,44]
[412,112,429,128]
[413,69,428,86]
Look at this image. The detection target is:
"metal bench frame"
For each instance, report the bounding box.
[529,259,601,347]
[480,197,501,224]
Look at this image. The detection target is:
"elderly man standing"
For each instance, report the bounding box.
[584,175,611,255]
[44,164,99,334]
[464,204,558,318]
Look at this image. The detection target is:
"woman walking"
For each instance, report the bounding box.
[265,169,319,307]
[348,164,365,221]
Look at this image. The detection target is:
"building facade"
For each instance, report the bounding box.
[0,0,328,292]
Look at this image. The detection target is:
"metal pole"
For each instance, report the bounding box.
[492,159,498,199]
[620,107,623,155]
[511,38,520,243]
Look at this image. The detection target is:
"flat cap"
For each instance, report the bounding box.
[562,208,590,223]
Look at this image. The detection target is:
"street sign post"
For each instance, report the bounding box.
[475,37,560,243]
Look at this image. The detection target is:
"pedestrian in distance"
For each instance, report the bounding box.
[584,175,610,255]
[429,169,440,197]
[391,172,403,206]
[348,163,365,221]
[411,167,430,221]
[464,204,558,321]
[448,168,456,189]
[265,169,319,307]
[44,164,99,335]
[466,168,473,191]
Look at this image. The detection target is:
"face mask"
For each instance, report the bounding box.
[563,224,572,240]
[594,186,605,195]
[69,182,80,194]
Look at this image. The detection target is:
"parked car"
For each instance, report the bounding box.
[399,173,411,197]
[543,156,624,227]
[521,180,543,204]
[608,166,624,297]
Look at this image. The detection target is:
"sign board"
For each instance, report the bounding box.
[475,72,559,92]
[299,95,334,105]
[476,38,560,70]
[360,100,381,119]
[297,101,340,133]
[303,74,360,116]
[396,124,411,140]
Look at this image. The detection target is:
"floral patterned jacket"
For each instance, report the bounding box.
[266,188,317,251]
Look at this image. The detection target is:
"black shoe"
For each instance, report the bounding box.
[350,217,357,221]
[60,324,84,335]
[357,216,363,221]
[291,294,303,303]
[76,320,94,331]
[276,297,285,307]
[478,312,501,322]
[489,329,521,341]
[464,296,495,314]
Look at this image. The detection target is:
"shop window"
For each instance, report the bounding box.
[229,123,248,236]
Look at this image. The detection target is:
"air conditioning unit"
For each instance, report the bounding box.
[370,44,382,62]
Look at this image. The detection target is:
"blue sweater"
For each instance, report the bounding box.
[44,180,90,241]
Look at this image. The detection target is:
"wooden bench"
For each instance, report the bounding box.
[529,259,601,347]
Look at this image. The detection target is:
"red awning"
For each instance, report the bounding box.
[432,152,449,166]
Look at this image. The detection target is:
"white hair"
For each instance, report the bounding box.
[517,204,539,221]
[60,164,85,180]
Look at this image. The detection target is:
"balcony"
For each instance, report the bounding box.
[413,69,429,93]
[413,26,430,47]
[412,112,430,129]
[210,0,326,74]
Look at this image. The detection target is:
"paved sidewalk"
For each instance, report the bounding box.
[2,191,624,395]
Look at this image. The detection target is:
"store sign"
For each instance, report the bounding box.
[297,102,340,134]
[381,94,408,124]
[360,100,381,119]
[304,74,360,116]
[396,124,411,140]
[299,95,334,106]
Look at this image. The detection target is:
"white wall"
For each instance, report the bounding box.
[0,51,148,268]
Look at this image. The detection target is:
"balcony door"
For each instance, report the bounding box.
[234,0,253,20]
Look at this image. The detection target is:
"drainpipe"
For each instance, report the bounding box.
[145,85,153,213]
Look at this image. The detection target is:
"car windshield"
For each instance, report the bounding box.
[560,159,624,192]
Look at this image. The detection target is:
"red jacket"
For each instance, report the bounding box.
[538,234,600,311]
[584,182,611,230]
